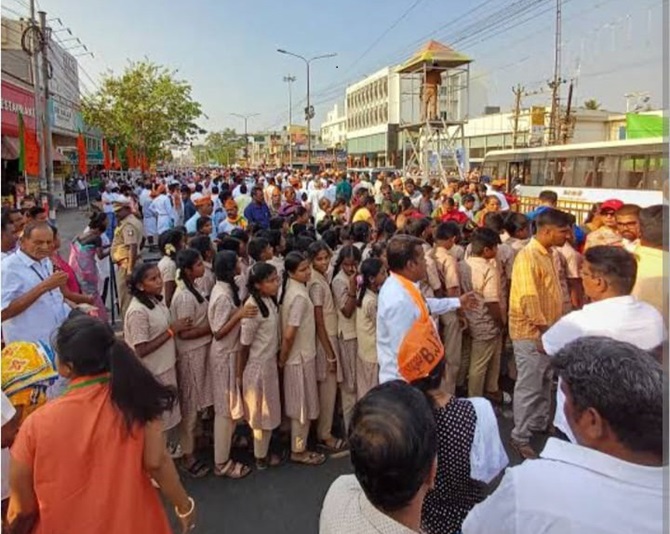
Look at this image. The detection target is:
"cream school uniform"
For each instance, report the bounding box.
[124,296,182,431]
[308,269,342,444]
[355,290,379,400]
[331,269,358,432]
[170,285,213,457]
[281,278,319,453]
[241,295,282,460]
[207,282,244,466]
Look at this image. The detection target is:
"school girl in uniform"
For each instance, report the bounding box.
[307,241,347,453]
[207,250,257,479]
[190,235,217,300]
[350,221,373,261]
[170,248,213,478]
[124,264,189,449]
[279,252,326,466]
[330,245,362,433]
[157,229,186,307]
[355,258,387,400]
[239,262,284,469]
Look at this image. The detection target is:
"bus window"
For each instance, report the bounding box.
[530,158,543,185]
[544,159,556,186]
[619,155,646,189]
[574,157,591,187]
[646,156,665,190]
[556,157,574,186]
[595,156,618,189]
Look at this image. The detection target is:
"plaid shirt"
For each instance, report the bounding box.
[508,238,563,340]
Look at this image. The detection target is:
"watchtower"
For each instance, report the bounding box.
[396,40,472,184]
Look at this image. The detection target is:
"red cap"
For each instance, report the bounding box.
[600,199,624,212]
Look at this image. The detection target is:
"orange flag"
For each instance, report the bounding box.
[126,147,135,169]
[77,132,87,175]
[112,146,121,170]
[103,139,111,170]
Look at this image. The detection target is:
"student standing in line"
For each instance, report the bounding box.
[124,264,189,453]
[307,242,347,453]
[239,262,284,470]
[190,235,216,300]
[279,252,325,466]
[208,251,257,479]
[355,258,387,400]
[330,245,362,433]
[157,229,186,308]
[171,248,213,478]
[433,222,465,395]
[459,229,505,399]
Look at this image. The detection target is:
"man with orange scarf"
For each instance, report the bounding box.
[217,199,247,235]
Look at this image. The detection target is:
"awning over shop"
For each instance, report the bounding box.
[1,136,19,160]
[52,148,67,162]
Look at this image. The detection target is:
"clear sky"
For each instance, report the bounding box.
[16,0,665,135]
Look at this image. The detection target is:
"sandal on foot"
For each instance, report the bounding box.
[318,438,348,454]
[181,458,210,478]
[290,451,326,466]
[214,460,252,479]
[256,450,287,470]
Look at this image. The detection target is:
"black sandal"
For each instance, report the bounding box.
[181,458,210,478]
[318,438,348,454]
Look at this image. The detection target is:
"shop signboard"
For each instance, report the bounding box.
[1,81,36,136]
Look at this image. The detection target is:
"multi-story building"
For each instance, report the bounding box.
[345,66,401,168]
[320,103,347,149]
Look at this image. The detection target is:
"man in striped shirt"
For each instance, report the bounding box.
[508,208,572,459]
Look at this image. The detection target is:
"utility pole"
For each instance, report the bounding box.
[277,49,337,168]
[28,0,45,181]
[283,75,296,168]
[230,113,258,167]
[512,84,524,150]
[548,0,563,145]
[39,10,54,216]
[561,79,574,145]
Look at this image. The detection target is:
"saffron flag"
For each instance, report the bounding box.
[77,132,87,175]
[103,139,111,170]
[18,112,25,173]
[112,146,121,170]
[126,146,135,169]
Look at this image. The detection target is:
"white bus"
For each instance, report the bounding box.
[481,138,667,222]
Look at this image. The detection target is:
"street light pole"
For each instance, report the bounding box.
[277,49,337,168]
[230,113,258,167]
[283,75,296,168]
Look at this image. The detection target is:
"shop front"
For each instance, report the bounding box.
[1,80,41,206]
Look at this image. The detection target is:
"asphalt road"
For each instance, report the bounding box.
[54,207,549,534]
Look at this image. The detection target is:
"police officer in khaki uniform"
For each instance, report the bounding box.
[111,199,144,317]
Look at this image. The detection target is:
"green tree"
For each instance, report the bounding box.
[583,99,601,110]
[203,129,245,165]
[81,60,204,164]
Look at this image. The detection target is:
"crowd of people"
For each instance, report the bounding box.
[0,166,666,534]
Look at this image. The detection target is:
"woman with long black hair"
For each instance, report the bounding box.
[124,263,190,445]
[7,315,195,534]
[156,229,186,307]
[171,248,213,478]
[239,262,283,469]
[208,251,257,479]
[279,252,325,466]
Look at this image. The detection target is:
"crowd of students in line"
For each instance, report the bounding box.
[0,167,667,534]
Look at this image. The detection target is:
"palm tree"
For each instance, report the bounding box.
[583,99,601,110]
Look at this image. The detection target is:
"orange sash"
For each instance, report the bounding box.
[394,274,445,382]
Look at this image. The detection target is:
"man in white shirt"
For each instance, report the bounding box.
[377,235,476,383]
[541,245,666,440]
[1,222,71,345]
[463,336,664,534]
[320,381,437,534]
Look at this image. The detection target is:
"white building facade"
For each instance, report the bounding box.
[345,66,401,167]
[320,103,347,149]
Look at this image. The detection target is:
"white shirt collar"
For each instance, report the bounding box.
[541,438,663,491]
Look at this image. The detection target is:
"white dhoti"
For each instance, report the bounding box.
[157,215,173,234]
[143,215,158,238]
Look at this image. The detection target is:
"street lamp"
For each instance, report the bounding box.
[230,112,259,167]
[277,48,337,167]
[283,75,296,168]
